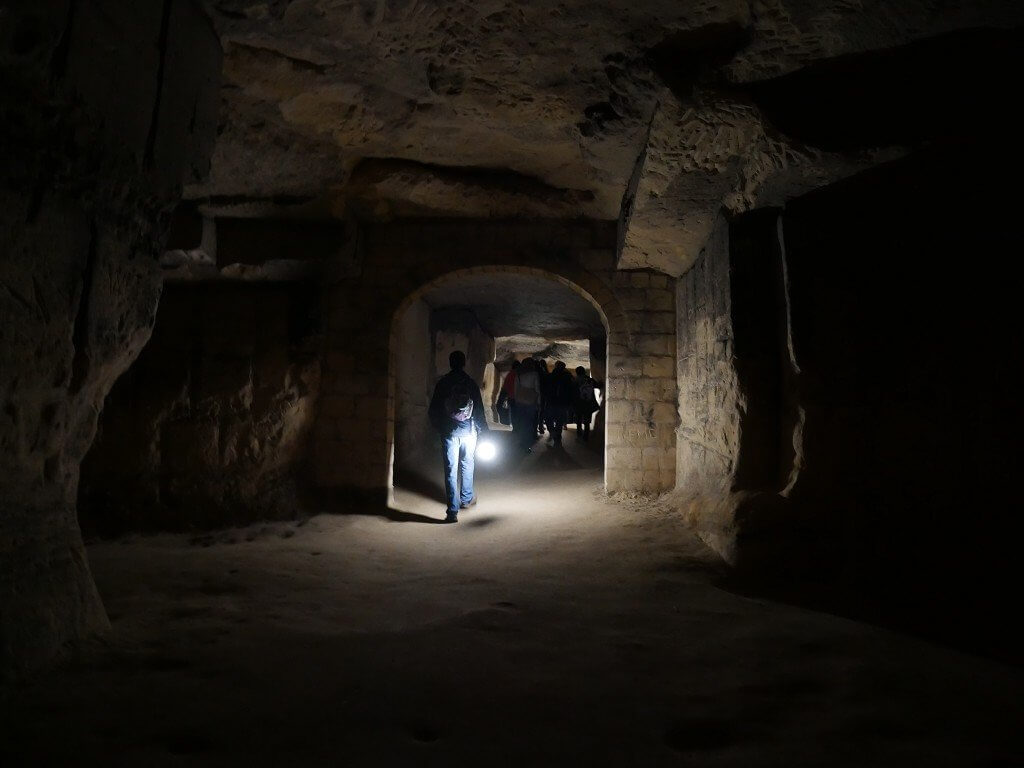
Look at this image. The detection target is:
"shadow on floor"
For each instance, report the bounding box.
[461,515,504,529]
[357,507,447,525]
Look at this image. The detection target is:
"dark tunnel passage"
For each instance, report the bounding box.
[3,2,1024,764]
[387,269,609,518]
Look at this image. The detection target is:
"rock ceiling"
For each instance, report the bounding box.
[420,271,604,339]
[191,0,1023,275]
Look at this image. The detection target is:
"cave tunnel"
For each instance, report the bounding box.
[2,2,1024,765]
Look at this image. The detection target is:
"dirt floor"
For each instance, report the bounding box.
[2,428,1023,766]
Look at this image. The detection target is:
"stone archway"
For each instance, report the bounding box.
[310,219,677,500]
[386,265,612,492]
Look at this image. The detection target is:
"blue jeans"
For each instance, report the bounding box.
[442,429,477,513]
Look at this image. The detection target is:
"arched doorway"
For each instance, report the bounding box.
[387,267,610,500]
[310,219,676,500]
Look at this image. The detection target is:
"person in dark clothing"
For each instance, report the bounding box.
[428,350,489,523]
[535,359,549,436]
[545,361,574,445]
[496,359,519,427]
[572,365,602,441]
[512,357,540,451]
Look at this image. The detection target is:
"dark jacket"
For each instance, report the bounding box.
[428,369,489,437]
[548,369,574,407]
[572,375,600,412]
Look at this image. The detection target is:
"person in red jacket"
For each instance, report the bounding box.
[496,360,519,427]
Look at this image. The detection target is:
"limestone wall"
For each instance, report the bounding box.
[78,283,322,533]
[311,220,678,498]
[672,143,1024,654]
[0,1,221,675]
[675,218,739,492]
[674,212,806,566]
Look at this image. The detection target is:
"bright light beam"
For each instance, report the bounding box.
[477,439,498,461]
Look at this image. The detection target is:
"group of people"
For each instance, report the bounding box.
[497,358,602,451]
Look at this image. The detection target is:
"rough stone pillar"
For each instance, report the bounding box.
[673,211,810,567]
[0,1,220,676]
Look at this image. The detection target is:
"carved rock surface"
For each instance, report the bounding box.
[0,0,220,676]
[79,284,322,533]
[195,0,1022,273]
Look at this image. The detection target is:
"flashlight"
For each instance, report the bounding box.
[477,439,498,461]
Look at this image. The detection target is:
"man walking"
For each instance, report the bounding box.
[429,351,489,523]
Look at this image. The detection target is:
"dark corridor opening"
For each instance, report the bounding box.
[388,270,608,517]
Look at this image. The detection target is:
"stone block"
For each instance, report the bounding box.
[604,401,632,425]
[652,401,678,424]
[609,446,642,470]
[641,448,662,470]
[619,289,649,311]
[629,378,661,402]
[642,356,675,379]
[612,356,643,376]
[630,272,651,288]
[656,379,678,400]
[646,289,674,312]
[612,271,633,288]
[604,467,628,492]
[607,342,631,359]
[639,312,675,334]
[635,335,674,356]
[641,470,663,490]
[649,274,670,289]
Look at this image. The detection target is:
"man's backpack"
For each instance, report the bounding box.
[445,383,474,422]
[552,372,573,405]
[578,378,596,404]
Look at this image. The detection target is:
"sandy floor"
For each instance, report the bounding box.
[2,429,1023,766]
